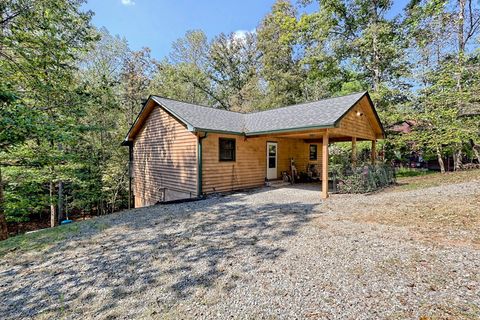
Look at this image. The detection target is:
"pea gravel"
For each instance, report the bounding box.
[0,180,479,319]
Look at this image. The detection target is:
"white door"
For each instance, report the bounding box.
[266,142,278,180]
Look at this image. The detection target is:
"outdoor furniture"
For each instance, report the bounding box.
[307,164,320,181]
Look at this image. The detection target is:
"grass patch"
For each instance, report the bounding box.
[395,167,433,178]
[0,218,111,258]
[0,223,81,257]
[395,169,480,191]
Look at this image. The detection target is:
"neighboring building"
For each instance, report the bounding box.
[123,91,385,207]
[388,120,417,134]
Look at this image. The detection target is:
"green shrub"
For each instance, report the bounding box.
[333,164,396,193]
[395,167,431,178]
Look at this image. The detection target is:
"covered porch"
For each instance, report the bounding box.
[250,91,385,199]
[265,128,378,199]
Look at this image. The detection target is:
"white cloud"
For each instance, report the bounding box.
[232,29,256,43]
[121,0,135,6]
[233,30,249,41]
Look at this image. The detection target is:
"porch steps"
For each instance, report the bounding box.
[266,180,291,188]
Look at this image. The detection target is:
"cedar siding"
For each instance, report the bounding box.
[124,91,385,204]
[201,133,323,194]
[333,95,379,140]
[202,133,266,193]
[132,106,197,207]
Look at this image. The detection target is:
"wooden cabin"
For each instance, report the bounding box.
[123,91,385,207]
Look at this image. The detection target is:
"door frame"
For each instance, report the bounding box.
[266,141,278,180]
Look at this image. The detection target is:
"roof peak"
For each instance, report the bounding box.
[151,95,239,114]
[151,91,367,115]
[248,91,367,115]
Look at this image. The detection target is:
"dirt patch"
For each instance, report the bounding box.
[324,171,480,249]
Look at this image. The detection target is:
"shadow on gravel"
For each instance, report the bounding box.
[0,191,319,318]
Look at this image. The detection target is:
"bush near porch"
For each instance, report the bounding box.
[332,164,396,193]
[329,143,396,193]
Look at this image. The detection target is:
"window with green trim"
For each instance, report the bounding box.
[219,138,236,161]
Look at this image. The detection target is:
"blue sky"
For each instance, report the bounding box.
[83,0,408,61]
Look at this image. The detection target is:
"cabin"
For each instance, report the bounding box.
[123,91,385,207]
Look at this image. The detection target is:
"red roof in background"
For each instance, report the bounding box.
[389,120,417,134]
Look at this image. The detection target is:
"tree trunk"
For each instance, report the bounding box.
[470,139,480,163]
[99,199,105,215]
[57,181,64,223]
[458,0,466,55]
[57,144,64,223]
[370,2,381,93]
[454,149,463,171]
[0,167,8,240]
[474,148,480,164]
[456,0,466,105]
[436,147,446,173]
[50,180,58,228]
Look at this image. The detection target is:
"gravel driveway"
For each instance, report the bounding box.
[1,179,479,319]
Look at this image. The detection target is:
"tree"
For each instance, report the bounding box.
[257,0,304,108]
[150,60,208,103]
[0,91,36,239]
[207,32,263,111]
[152,29,264,111]
[405,0,480,170]
[0,167,6,240]
[0,0,96,229]
[77,28,131,215]
[297,4,351,100]
[165,30,212,105]
[121,48,156,126]
[296,0,411,127]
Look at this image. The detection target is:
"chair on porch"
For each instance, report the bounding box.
[306,164,320,181]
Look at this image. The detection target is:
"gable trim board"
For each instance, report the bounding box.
[124,91,385,206]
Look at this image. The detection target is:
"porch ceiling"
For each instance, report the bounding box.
[272,130,372,143]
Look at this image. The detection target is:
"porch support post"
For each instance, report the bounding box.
[351,137,357,168]
[322,130,329,199]
[371,140,376,165]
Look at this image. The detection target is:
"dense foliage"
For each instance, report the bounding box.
[333,164,397,194]
[1,0,479,238]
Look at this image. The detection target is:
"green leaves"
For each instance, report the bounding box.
[257,0,304,108]
[1,0,99,223]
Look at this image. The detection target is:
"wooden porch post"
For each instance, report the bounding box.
[322,130,329,199]
[371,140,376,165]
[351,137,357,167]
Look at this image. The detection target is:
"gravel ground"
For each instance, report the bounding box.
[1,178,479,319]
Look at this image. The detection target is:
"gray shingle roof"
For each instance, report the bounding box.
[151,96,245,133]
[244,92,366,133]
[151,92,368,135]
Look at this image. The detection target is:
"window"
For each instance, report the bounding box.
[219,138,236,161]
[309,144,317,160]
[268,143,277,168]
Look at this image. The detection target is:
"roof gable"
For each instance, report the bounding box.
[334,95,384,140]
[124,91,385,142]
[152,96,245,133]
